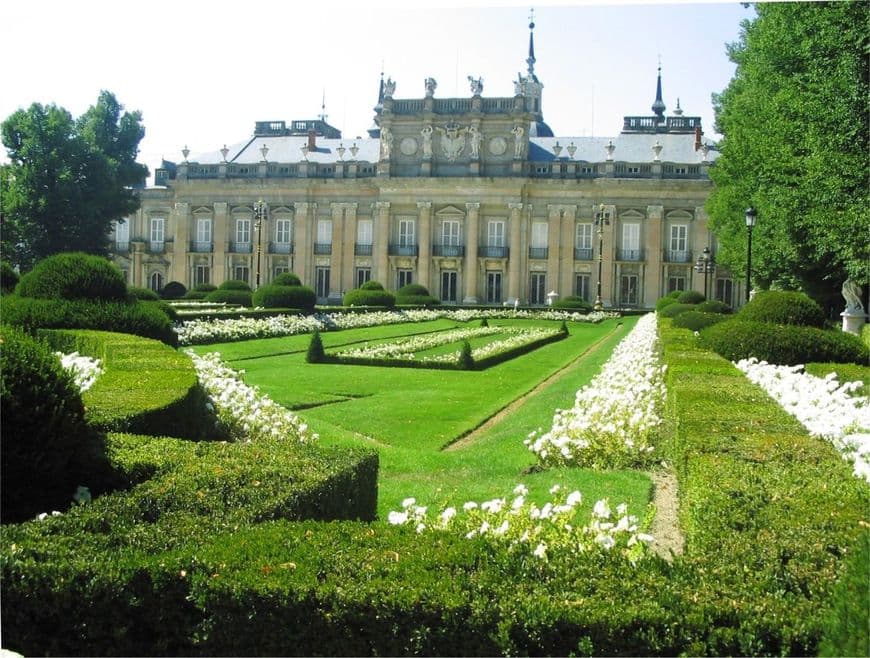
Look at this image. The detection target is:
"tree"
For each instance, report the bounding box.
[707,2,869,312]
[0,91,147,270]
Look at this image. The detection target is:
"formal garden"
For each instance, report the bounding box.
[1,252,868,656]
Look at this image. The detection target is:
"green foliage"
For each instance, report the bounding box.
[0,325,109,522]
[458,340,474,370]
[676,290,706,304]
[700,319,869,365]
[1,261,19,293]
[738,290,826,327]
[271,272,302,287]
[127,286,159,301]
[205,289,253,307]
[818,530,870,657]
[657,302,697,318]
[252,284,316,310]
[707,2,869,304]
[194,283,217,293]
[360,280,385,291]
[306,330,325,363]
[671,311,729,332]
[183,290,208,300]
[480,317,489,327]
[16,252,128,302]
[696,300,732,314]
[218,279,252,292]
[1,296,177,347]
[552,295,593,312]
[342,288,396,308]
[397,283,430,296]
[0,91,148,269]
[655,296,679,312]
[159,280,187,299]
[396,294,441,307]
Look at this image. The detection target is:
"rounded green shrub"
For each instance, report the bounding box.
[0,325,109,522]
[672,311,729,332]
[696,300,732,314]
[205,289,253,307]
[218,280,252,292]
[738,290,825,327]
[343,288,396,308]
[658,303,698,319]
[360,280,385,291]
[655,296,679,312]
[193,283,217,293]
[272,272,302,287]
[818,530,870,657]
[16,252,128,302]
[396,294,440,307]
[252,284,316,310]
[127,286,160,301]
[160,281,187,300]
[1,261,19,294]
[552,295,592,312]
[183,290,208,300]
[677,290,706,304]
[397,283,430,297]
[667,290,683,299]
[700,319,869,365]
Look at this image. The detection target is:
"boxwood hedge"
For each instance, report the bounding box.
[15,252,128,302]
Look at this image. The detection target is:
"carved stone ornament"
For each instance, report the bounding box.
[399,137,418,156]
[488,136,507,156]
[436,123,466,162]
[468,75,484,95]
[424,77,437,97]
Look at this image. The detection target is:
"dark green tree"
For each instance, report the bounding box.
[707,2,868,311]
[1,91,147,270]
[306,329,325,363]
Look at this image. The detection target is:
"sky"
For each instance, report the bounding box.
[1,0,752,183]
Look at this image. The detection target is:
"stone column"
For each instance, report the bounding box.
[417,201,432,292]
[546,205,561,300]
[170,202,190,284]
[294,202,313,286]
[342,203,358,293]
[644,205,664,306]
[463,202,480,303]
[560,204,577,298]
[375,201,391,285]
[507,202,523,303]
[131,241,144,287]
[213,202,228,284]
[601,205,616,307]
[330,203,345,298]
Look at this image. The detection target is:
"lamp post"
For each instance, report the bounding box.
[593,203,610,311]
[745,207,757,303]
[254,199,267,289]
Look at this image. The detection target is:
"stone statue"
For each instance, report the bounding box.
[380,126,392,160]
[468,126,482,159]
[467,75,484,95]
[510,125,525,159]
[842,279,865,314]
[514,75,525,96]
[384,77,396,98]
[424,77,437,97]
[421,125,433,159]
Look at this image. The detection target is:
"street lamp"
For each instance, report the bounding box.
[254,199,267,289]
[745,207,758,302]
[694,246,715,299]
[593,203,610,311]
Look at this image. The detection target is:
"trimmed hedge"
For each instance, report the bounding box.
[360,280,386,291]
[671,311,729,332]
[252,284,316,310]
[219,279,253,292]
[552,295,593,312]
[396,294,441,307]
[272,272,302,287]
[676,290,705,304]
[16,252,128,302]
[160,281,187,300]
[699,319,869,365]
[655,296,680,312]
[1,296,177,347]
[38,330,214,440]
[818,529,870,657]
[738,290,825,327]
[696,300,732,314]
[205,289,253,307]
[343,288,396,308]
[127,286,160,301]
[657,302,697,318]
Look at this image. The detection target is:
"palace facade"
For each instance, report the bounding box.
[112,22,737,309]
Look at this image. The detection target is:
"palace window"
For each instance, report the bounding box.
[397,269,413,289]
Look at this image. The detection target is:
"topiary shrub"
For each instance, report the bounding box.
[127,286,160,302]
[818,530,870,657]
[252,285,316,310]
[16,252,128,302]
[360,280,385,291]
[677,290,706,304]
[218,280,252,292]
[0,325,110,522]
[396,294,440,307]
[667,290,683,299]
[1,261,19,294]
[658,303,698,319]
[160,281,187,300]
[655,296,679,312]
[205,289,253,307]
[306,330,325,363]
[397,283,430,297]
[343,288,396,308]
[458,340,474,370]
[738,290,825,327]
[194,283,218,293]
[552,295,593,312]
[696,300,732,314]
[671,311,729,332]
[700,319,869,366]
[272,272,302,287]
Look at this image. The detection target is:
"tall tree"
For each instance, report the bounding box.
[0,91,147,270]
[707,2,868,310]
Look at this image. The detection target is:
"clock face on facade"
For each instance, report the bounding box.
[399,137,418,156]
[488,136,507,156]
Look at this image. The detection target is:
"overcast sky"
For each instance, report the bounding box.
[2,0,752,181]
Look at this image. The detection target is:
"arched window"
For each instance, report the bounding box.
[149,271,164,292]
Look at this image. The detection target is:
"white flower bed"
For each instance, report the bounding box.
[338,326,503,360]
[735,357,870,482]
[56,352,104,392]
[186,350,317,444]
[388,483,653,565]
[525,313,666,469]
[423,327,562,364]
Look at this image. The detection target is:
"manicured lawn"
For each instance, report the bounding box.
[194,316,653,518]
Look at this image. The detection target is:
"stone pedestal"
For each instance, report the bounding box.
[841,310,867,335]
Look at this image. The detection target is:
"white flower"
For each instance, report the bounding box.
[387,510,408,525]
[401,497,416,508]
[593,499,611,519]
[513,483,529,496]
[439,507,457,524]
[463,501,478,511]
[595,534,616,550]
[566,490,583,507]
[533,542,548,559]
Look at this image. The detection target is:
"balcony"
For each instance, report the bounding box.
[432,244,465,257]
[190,240,213,253]
[389,244,419,256]
[528,247,548,259]
[230,241,252,253]
[148,241,165,254]
[270,242,294,254]
[617,248,644,261]
[665,249,692,263]
[354,243,373,256]
[114,241,130,253]
[478,245,509,258]
[313,243,332,255]
[574,247,594,260]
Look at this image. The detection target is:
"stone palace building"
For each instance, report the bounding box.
[112,20,737,309]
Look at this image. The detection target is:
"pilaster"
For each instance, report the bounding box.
[375,201,391,284]
[213,202,228,284]
[463,202,480,303]
[546,205,561,299]
[170,202,190,283]
[507,203,523,303]
[417,201,432,291]
[560,204,577,298]
[644,205,664,306]
[342,203,358,293]
[295,202,314,285]
[330,203,345,297]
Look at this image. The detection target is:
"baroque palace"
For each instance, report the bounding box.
[112,20,736,309]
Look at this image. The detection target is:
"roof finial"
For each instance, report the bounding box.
[526,8,537,80]
[319,90,328,123]
[651,59,666,120]
[377,67,385,106]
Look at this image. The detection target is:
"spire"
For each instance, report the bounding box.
[377,68,385,107]
[526,8,538,82]
[651,61,666,120]
[319,90,328,123]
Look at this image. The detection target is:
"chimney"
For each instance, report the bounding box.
[694,126,703,151]
[308,129,316,151]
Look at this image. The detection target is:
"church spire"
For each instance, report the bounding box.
[651,61,666,120]
[526,8,538,82]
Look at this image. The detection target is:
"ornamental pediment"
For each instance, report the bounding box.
[436,205,465,217]
[271,206,295,216]
[192,206,212,215]
[619,209,645,220]
[665,209,694,221]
